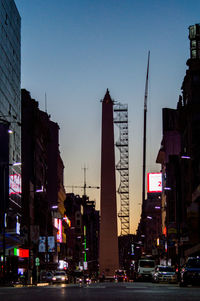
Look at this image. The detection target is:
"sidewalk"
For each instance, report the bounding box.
[0,281,50,288]
[13,282,49,287]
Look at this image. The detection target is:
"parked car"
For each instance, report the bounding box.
[180,257,200,287]
[114,270,128,282]
[52,271,68,284]
[40,271,53,283]
[152,266,177,283]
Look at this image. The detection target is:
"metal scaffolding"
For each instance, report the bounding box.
[114,103,130,235]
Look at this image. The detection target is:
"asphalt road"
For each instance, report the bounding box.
[1,282,200,301]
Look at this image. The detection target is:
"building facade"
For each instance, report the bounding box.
[157,24,200,267]
[0,0,21,280]
[21,89,66,279]
[64,193,99,279]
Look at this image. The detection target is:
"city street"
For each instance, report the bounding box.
[1,282,200,301]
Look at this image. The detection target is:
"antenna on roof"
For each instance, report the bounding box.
[45,92,47,113]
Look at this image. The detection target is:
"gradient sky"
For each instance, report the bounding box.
[15,0,200,234]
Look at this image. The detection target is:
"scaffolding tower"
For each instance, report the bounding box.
[114,103,130,236]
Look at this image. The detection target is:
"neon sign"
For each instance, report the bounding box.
[63,215,71,227]
[54,218,63,243]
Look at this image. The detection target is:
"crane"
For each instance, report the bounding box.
[65,166,100,196]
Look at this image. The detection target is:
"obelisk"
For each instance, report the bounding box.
[99,89,119,277]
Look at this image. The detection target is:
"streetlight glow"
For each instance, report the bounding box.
[181,155,191,159]
[12,162,21,166]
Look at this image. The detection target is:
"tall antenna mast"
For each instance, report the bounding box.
[45,92,47,113]
[142,51,150,206]
[82,165,88,196]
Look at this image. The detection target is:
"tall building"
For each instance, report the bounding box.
[99,89,119,277]
[0,0,21,166]
[0,0,21,276]
[21,89,67,274]
[156,24,200,266]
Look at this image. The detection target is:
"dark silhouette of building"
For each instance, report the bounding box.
[83,198,99,276]
[64,193,99,277]
[157,24,200,266]
[136,193,162,260]
[21,89,66,277]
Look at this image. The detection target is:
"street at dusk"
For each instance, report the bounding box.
[1,0,200,296]
[1,282,200,301]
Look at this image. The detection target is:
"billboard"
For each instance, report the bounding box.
[9,173,22,195]
[48,236,55,252]
[147,172,162,193]
[38,236,46,252]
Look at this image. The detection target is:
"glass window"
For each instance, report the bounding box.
[192,49,197,59]
[189,25,196,39]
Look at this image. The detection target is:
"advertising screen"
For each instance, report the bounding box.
[147,172,162,193]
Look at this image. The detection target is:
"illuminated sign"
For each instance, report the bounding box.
[38,236,46,252]
[63,215,71,227]
[14,248,29,258]
[58,260,68,270]
[48,236,55,252]
[163,226,167,237]
[9,173,21,195]
[54,218,63,243]
[147,173,162,193]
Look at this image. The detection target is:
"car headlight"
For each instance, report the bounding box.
[61,277,65,281]
[52,277,56,281]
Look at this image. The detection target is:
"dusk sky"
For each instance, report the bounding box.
[15,0,200,234]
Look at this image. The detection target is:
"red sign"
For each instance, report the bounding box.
[19,248,29,258]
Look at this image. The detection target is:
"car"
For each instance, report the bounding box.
[52,271,68,284]
[152,265,177,283]
[73,270,84,284]
[114,270,128,282]
[84,274,91,284]
[180,257,200,287]
[40,271,53,283]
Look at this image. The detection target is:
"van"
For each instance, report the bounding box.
[137,258,155,281]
